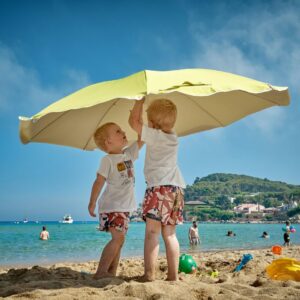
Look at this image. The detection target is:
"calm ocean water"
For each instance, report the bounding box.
[0,222,299,267]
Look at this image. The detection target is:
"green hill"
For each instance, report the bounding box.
[184,173,300,221]
[185,173,300,206]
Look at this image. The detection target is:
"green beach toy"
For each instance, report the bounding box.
[179,254,197,274]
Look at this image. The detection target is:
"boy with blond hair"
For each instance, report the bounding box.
[129,98,185,281]
[88,121,142,279]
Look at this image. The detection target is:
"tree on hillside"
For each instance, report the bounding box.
[287,207,300,218]
[215,195,231,210]
[233,196,244,206]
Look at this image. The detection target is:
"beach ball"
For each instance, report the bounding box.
[178,254,197,274]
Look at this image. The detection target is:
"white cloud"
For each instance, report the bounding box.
[185,3,300,136]
[0,43,90,115]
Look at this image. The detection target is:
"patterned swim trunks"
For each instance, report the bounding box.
[98,212,130,233]
[142,185,184,225]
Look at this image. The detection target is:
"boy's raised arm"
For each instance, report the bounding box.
[129,99,144,136]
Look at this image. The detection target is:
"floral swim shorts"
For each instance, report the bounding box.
[142,185,184,225]
[99,212,130,233]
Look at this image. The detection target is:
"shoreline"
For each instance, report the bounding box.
[0,246,299,299]
[1,244,299,270]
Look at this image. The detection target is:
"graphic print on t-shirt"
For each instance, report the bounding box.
[117,160,134,185]
[117,162,126,172]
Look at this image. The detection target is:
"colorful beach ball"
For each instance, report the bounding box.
[178,254,197,274]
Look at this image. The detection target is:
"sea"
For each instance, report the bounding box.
[0,222,299,267]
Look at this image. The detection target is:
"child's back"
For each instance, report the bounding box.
[129,98,185,281]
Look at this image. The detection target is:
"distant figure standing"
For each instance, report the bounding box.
[189,221,200,245]
[40,226,49,240]
[283,232,290,247]
[283,220,291,247]
[285,220,291,232]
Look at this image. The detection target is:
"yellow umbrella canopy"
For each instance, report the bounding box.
[19,69,290,150]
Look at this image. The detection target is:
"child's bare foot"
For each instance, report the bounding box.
[137,274,155,282]
[93,272,115,280]
[165,276,183,281]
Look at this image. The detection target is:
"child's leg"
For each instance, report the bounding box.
[108,246,122,276]
[162,224,179,281]
[143,218,161,281]
[94,227,125,279]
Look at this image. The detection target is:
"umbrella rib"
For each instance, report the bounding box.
[83,99,120,150]
[29,111,70,141]
[183,94,225,127]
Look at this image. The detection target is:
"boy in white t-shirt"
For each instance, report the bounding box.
[129,98,185,281]
[88,122,143,279]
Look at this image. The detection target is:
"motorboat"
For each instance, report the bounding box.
[60,214,74,224]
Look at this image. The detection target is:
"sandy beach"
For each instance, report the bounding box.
[0,246,299,299]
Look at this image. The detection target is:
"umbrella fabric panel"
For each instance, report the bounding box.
[20,99,139,150]
[33,71,147,119]
[145,69,287,95]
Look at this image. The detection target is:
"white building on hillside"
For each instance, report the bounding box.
[234,203,265,214]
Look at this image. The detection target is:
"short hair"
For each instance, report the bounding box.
[42,226,46,231]
[93,122,116,152]
[147,99,177,130]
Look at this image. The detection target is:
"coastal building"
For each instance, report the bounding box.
[278,201,298,211]
[233,203,265,214]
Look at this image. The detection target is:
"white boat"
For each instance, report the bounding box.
[23,218,29,224]
[60,214,74,224]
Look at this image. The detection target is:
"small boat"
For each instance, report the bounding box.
[59,214,74,224]
[23,218,29,224]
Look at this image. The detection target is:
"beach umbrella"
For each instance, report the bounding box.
[19,69,290,151]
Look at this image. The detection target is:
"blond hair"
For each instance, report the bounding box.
[147,99,177,130]
[93,122,116,151]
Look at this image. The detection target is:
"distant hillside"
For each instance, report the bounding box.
[185,173,300,204]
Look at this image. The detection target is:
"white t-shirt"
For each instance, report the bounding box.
[141,125,186,188]
[97,142,139,213]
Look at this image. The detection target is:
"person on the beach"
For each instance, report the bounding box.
[283,232,290,247]
[189,221,200,245]
[88,122,143,279]
[129,98,185,281]
[39,226,49,240]
[285,220,291,232]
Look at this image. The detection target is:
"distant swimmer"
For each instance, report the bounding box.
[40,226,50,240]
[226,230,236,237]
[261,231,270,238]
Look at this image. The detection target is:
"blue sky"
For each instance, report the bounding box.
[0,0,299,221]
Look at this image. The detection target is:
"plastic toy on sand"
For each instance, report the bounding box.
[210,269,219,278]
[272,245,283,255]
[178,254,197,274]
[266,258,300,281]
[234,254,253,272]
